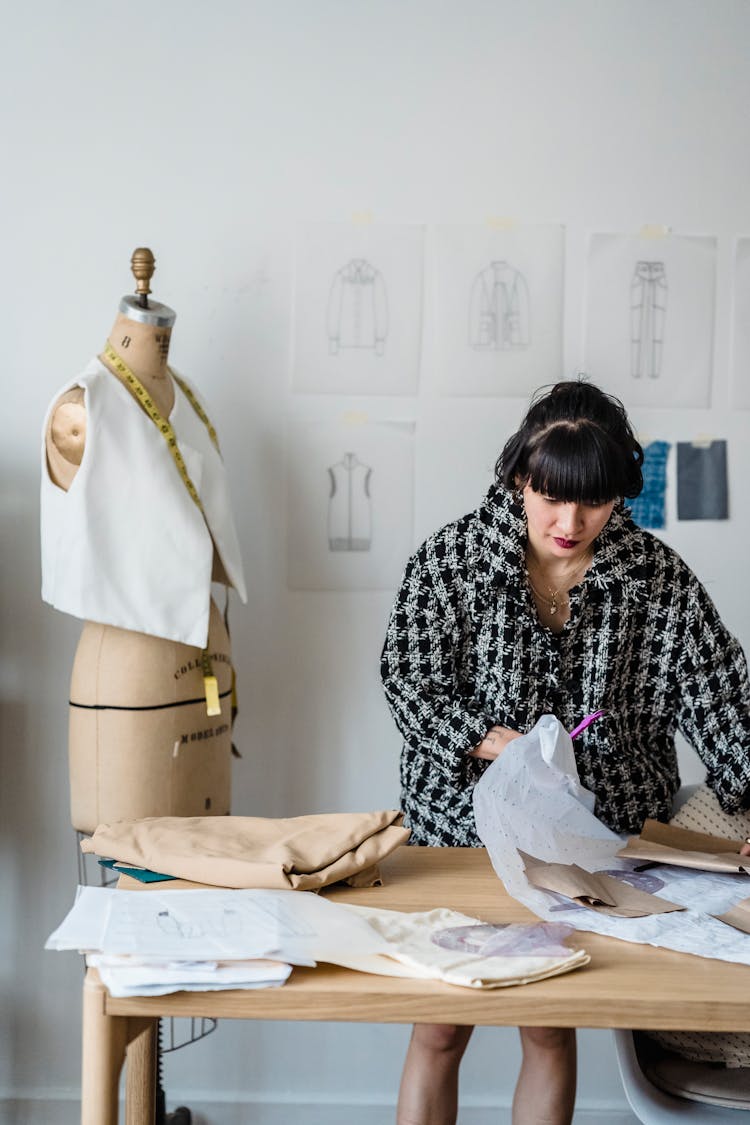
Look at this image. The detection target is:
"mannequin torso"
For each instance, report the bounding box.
[43,291,243,831]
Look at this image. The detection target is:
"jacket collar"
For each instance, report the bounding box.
[476,484,649,600]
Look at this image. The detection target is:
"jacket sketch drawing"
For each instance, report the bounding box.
[469,261,531,351]
[327,259,388,356]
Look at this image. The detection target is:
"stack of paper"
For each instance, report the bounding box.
[86,954,292,997]
[47,885,591,995]
[46,885,390,997]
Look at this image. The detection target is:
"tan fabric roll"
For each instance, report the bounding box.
[81,810,410,891]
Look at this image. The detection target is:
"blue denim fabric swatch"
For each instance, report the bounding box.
[676,440,728,520]
[629,440,670,529]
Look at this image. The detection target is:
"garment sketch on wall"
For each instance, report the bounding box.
[432,224,563,396]
[584,232,715,408]
[468,260,531,351]
[327,452,373,552]
[630,261,667,379]
[287,415,414,591]
[293,223,423,395]
[327,259,388,357]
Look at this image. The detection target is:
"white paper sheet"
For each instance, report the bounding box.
[731,237,750,409]
[473,716,750,966]
[46,886,392,963]
[86,953,292,997]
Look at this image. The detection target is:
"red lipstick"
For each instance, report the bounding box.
[554,537,578,549]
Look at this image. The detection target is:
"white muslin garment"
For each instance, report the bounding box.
[41,358,246,647]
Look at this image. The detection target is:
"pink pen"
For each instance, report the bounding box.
[569,709,606,740]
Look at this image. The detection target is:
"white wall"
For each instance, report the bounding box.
[3,1,750,1120]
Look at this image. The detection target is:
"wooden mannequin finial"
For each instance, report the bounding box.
[131,248,156,308]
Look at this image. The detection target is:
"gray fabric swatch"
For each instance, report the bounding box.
[676,441,728,520]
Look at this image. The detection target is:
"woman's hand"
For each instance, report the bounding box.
[740,838,750,859]
[468,725,523,761]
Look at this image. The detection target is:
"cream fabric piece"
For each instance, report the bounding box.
[644,785,750,1073]
[41,359,247,647]
[81,811,410,891]
[335,905,590,989]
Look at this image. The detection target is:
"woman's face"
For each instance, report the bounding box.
[522,484,615,564]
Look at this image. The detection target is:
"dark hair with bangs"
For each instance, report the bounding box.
[496,379,644,503]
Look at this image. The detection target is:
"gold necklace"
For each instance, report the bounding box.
[525,554,592,616]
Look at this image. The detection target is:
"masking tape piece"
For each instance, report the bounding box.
[486,216,519,230]
[639,224,671,239]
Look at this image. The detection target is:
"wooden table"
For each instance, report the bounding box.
[81,846,750,1124]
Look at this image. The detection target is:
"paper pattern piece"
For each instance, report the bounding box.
[287,416,415,590]
[293,222,424,395]
[473,715,750,967]
[585,232,716,408]
[628,440,670,530]
[432,224,564,396]
[520,852,683,918]
[715,898,750,936]
[617,819,750,875]
[676,440,728,520]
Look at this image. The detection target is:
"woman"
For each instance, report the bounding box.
[380,379,750,1125]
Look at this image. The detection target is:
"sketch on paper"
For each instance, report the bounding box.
[327,260,388,356]
[469,261,531,351]
[327,452,373,552]
[287,417,414,591]
[584,232,715,408]
[630,261,667,379]
[432,224,563,397]
[293,223,423,395]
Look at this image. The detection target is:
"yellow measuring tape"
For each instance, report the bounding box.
[101,341,224,716]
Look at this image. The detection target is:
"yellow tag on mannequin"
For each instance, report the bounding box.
[204,675,221,717]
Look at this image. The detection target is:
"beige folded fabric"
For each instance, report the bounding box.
[520,851,684,918]
[617,818,750,875]
[336,905,591,989]
[80,811,410,891]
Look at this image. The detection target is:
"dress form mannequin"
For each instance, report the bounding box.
[43,250,244,832]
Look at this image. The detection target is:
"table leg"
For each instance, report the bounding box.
[81,973,128,1125]
[125,1017,157,1125]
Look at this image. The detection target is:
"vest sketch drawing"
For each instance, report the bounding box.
[327,452,373,551]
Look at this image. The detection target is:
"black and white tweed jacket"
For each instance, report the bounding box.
[381,484,750,846]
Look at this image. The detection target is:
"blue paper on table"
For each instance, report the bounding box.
[98,859,175,884]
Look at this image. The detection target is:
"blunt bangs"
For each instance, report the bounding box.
[524,422,627,505]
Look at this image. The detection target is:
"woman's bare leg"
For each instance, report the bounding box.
[512,1026,577,1125]
[396,1023,474,1125]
